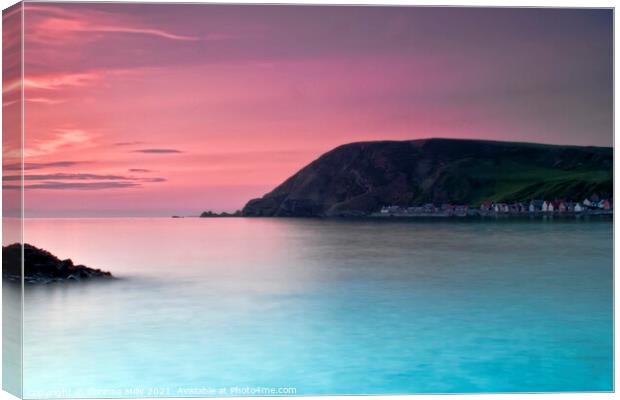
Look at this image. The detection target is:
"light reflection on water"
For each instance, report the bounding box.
[21,218,612,397]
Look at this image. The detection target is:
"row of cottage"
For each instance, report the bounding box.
[480,198,612,213]
[379,197,612,216]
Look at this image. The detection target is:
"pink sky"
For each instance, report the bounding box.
[3,3,613,216]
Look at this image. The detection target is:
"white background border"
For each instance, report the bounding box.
[0,0,616,399]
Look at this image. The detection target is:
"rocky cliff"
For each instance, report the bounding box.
[242,138,612,217]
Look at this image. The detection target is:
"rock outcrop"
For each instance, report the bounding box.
[3,243,113,284]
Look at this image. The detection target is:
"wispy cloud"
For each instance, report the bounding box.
[2,99,19,108]
[129,168,152,172]
[133,148,183,154]
[4,161,87,171]
[26,72,102,90]
[27,97,65,105]
[115,141,144,146]
[77,22,198,41]
[5,181,142,190]
[4,173,132,181]
[27,128,96,157]
[2,79,21,94]
[143,177,167,183]
[3,93,63,108]
[26,4,200,43]
[3,71,103,95]
[3,170,167,190]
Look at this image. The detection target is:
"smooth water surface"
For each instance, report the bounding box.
[21,218,613,397]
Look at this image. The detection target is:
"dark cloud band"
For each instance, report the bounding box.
[133,148,183,154]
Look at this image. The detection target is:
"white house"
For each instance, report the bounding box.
[542,201,549,212]
[583,198,593,207]
[574,203,583,212]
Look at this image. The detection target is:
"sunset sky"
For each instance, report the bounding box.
[3,4,613,216]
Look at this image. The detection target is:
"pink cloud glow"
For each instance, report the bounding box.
[16,4,612,216]
[36,16,199,41]
[24,4,200,43]
[26,128,98,157]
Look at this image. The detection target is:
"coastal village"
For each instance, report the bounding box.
[375,195,613,218]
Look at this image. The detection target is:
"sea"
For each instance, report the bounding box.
[9,217,613,397]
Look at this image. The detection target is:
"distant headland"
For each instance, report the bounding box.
[199,210,241,218]
[241,138,612,218]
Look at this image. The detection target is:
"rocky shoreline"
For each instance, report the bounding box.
[2,243,113,284]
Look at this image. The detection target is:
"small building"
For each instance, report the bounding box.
[423,203,436,213]
[480,201,493,211]
[530,200,544,212]
[381,205,403,214]
[574,203,584,212]
[454,205,469,216]
[494,203,509,213]
[600,199,611,210]
[441,204,455,214]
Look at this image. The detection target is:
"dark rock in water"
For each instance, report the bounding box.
[2,243,113,284]
[242,138,612,217]
[200,210,241,218]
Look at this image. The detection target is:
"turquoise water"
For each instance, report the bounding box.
[21,218,612,397]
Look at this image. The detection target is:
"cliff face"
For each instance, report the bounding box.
[242,138,612,217]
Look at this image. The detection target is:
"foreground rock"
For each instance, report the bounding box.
[242,138,612,217]
[3,243,113,284]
